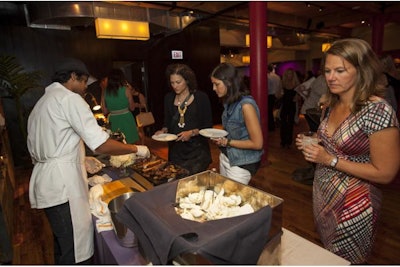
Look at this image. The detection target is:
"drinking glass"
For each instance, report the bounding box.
[299,131,318,149]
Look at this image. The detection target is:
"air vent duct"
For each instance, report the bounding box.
[24,2,199,36]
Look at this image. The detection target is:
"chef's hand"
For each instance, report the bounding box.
[136,145,150,158]
[85,156,104,174]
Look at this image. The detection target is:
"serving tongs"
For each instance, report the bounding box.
[201,173,215,208]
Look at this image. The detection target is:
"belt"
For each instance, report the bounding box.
[109,108,130,115]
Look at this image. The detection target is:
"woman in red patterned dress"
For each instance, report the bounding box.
[295,38,400,264]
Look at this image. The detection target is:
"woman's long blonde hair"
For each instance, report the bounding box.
[323,38,385,113]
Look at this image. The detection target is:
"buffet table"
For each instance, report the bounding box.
[93,220,147,265]
[93,222,350,265]
[91,166,350,265]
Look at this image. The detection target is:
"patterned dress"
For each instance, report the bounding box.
[314,98,399,264]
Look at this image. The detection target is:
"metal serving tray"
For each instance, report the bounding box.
[175,170,284,241]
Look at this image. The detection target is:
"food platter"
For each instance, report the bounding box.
[199,128,228,138]
[130,154,189,185]
[152,133,178,142]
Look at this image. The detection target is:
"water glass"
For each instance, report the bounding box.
[299,131,318,149]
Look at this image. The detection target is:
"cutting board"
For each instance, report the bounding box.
[101,178,146,204]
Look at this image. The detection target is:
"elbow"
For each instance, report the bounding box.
[380,175,396,185]
[381,170,399,184]
[254,140,264,150]
[375,167,399,184]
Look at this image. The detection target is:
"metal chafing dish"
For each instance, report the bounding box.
[117,170,284,265]
[175,170,284,260]
[176,171,283,265]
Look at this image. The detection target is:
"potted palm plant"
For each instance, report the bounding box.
[0,55,42,140]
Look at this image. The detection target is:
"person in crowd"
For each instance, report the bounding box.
[295,38,400,264]
[128,82,147,145]
[294,70,315,124]
[279,68,300,148]
[102,68,139,144]
[26,58,150,264]
[267,64,282,131]
[154,63,212,175]
[303,70,315,83]
[210,63,263,185]
[380,54,400,116]
[85,75,107,105]
[300,72,328,132]
[292,71,329,184]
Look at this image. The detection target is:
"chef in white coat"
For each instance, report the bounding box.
[27,58,150,264]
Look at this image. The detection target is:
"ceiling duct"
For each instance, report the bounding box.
[24,1,199,35]
[24,2,95,30]
[275,28,309,46]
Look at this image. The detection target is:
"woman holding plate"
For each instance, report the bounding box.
[210,63,264,184]
[154,63,212,174]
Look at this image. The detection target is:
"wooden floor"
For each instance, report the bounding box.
[11,116,400,264]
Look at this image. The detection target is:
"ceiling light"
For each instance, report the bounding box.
[242,56,250,64]
[95,18,150,40]
[245,34,272,48]
[305,2,324,12]
[322,43,331,52]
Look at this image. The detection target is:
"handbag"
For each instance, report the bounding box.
[136,108,155,127]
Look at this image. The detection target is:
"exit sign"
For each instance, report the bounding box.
[171,50,183,59]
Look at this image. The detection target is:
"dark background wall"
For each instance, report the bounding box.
[147,20,222,132]
[0,20,222,164]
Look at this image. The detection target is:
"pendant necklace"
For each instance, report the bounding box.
[177,93,191,128]
[178,104,188,128]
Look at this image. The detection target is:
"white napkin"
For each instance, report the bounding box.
[136,145,151,158]
[85,156,105,174]
[89,184,113,232]
[88,173,112,187]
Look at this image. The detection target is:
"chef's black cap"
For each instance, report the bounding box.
[55,58,89,76]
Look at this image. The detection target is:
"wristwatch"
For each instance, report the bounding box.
[330,156,338,168]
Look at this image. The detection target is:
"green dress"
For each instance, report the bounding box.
[105,86,139,144]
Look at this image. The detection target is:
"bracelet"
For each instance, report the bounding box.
[330,156,338,168]
[226,138,232,147]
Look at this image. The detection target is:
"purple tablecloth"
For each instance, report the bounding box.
[117,180,273,265]
[92,166,148,265]
[92,215,148,265]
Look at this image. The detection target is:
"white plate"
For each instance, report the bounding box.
[152,133,178,142]
[199,128,228,138]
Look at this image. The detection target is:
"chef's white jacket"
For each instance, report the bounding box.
[27,82,109,263]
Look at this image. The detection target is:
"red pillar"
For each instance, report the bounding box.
[249,1,268,164]
[371,14,384,55]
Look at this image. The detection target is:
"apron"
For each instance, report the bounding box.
[29,141,93,263]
